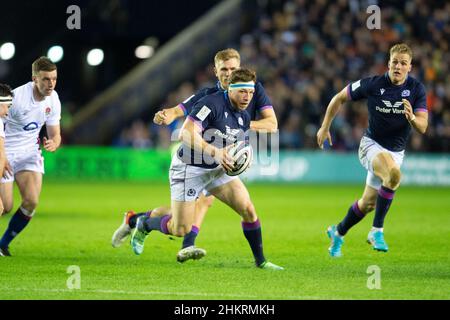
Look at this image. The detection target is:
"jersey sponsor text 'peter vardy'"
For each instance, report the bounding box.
[347,73,427,152]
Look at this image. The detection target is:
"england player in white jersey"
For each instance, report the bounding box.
[0,57,61,257]
[0,84,14,253]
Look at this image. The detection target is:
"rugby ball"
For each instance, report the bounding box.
[225,141,253,176]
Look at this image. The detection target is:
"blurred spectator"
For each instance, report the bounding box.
[118,0,450,152]
[114,119,152,149]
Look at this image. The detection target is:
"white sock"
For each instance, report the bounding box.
[20,206,36,218]
[371,227,383,232]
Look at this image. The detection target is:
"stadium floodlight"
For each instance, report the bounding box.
[135,45,154,59]
[0,42,15,60]
[48,45,64,63]
[87,48,104,66]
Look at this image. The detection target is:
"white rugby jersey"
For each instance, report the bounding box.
[0,118,5,139]
[5,82,61,152]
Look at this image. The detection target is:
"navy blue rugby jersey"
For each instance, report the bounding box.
[179,81,273,121]
[177,91,250,169]
[347,72,427,151]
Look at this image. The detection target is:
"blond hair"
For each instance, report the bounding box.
[390,43,413,60]
[32,56,57,76]
[214,48,240,66]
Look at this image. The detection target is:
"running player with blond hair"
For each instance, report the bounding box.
[317,43,428,257]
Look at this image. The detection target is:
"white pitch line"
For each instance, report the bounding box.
[2,287,258,299]
[1,287,323,299]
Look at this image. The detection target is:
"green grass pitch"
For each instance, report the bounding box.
[0,181,449,300]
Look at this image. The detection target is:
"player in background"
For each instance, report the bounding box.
[317,43,428,257]
[112,49,278,262]
[0,84,14,241]
[0,57,61,257]
[131,68,283,270]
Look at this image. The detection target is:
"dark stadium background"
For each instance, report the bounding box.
[1,0,448,153]
[1,0,221,106]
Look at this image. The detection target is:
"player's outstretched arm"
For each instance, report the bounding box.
[250,108,278,133]
[317,87,349,149]
[153,105,185,126]
[44,124,61,152]
[402,99,428,134]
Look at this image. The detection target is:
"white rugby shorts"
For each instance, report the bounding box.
[358,136,404,189]
[169,155,237,202]
[1,151,45,183]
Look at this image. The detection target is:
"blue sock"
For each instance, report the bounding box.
[337,201,366,236]
[242,219,265,266]
[0,208,32,249]
[373,186,395,228]
[129,211,152,228]
[142,214,171,234]
[182,225,199,248]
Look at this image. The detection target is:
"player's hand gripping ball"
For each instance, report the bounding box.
[225,141,253,176]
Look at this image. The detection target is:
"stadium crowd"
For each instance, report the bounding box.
[114,0,450,152]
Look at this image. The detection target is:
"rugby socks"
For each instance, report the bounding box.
[128,211,152,229]
[182,225,199,249]
[142,214,171,235]
[337,201,366,236]
[0,207,34,249]
[373,186,395,228]
[242,219,265,266]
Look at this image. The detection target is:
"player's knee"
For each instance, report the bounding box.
[2,203,13,215]
[22,197,39,211]
[239,201,257,221]
[360,200,376,213]
[387,167,401,189]
[172,224,192,237]
[366,202,376,212]
[198,195,214,211]
[204,195,215,208]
